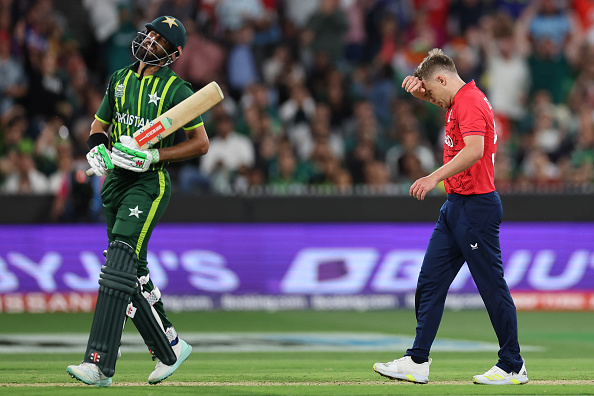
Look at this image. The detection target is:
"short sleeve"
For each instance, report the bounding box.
[95,74,116,125]
[457,96,487,137]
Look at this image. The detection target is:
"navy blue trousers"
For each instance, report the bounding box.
[405,192,523,373]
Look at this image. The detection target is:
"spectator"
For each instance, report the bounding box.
[343,0,367,64]
[268,148,308,189]
[1,147,50,194]
[527,37,574,105]
[333,167,353,193]
[25,51,72,125]
[199,114,255,192]
[301,0,349,62]
[227,24,260,100]
[448,0,492,39]
[282,0,319,29]
[363,159,390,190]
[215,0,266,34]
[385,126,436,182]
[171,18,226,89]
[482,13,530,141]
[0,30,27,120]
[104,4,138,76]
[279,83,316,147]
[262,44,306,102]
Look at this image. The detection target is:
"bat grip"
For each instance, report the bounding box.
[86,168,95,176]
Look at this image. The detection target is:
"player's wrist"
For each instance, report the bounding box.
[87,133,109,150]
[149,149,160,164]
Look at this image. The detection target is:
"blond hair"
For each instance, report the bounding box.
[413,48,457,80]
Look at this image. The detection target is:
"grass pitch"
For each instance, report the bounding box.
[0,310,593,395]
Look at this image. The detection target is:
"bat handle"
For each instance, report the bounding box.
[86,168,95,176]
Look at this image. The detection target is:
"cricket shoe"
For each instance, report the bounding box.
[373,356,432,384]
[148,338,193,384]
[66,362,112,387]
[473,359,529,385]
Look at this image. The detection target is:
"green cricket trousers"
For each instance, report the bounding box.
[101,167,173,329]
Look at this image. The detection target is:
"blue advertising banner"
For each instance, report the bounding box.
[1,223,593,311]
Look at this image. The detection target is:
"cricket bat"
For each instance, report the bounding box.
[86,81,224,176]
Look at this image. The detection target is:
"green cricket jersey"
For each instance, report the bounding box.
[95,61,204,171]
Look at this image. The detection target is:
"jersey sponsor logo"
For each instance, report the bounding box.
[470,243,478,250]
[115,84,125,98]
[115,112,151,129]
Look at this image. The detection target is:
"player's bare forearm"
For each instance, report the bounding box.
[410,135,484,200]
[156,124,209,162]
[90,119,110,136]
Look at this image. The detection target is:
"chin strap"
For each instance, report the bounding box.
[139,64,149,80]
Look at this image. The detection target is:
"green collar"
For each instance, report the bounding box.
[128,61,172,79]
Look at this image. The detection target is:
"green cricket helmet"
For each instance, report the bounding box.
[132,16,186,67]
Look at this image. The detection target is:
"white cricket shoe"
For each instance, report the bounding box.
[66,362,112,387]
[473,359,529,385]
[148,339,193,384]
[373,356,432,384]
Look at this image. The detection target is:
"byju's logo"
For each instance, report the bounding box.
[280,248,425,294]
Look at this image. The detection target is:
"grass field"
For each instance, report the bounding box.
[1,310,593,395]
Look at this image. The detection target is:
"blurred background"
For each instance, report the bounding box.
[0,0,593,315]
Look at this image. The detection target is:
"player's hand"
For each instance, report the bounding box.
[410,175,439,201]
[402,75,427,99]
[86,144,114,176]
[111,135,160,173]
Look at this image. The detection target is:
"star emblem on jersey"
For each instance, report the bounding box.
[162,16,178,28]
[129,206,143,218]
[148,92,161,106]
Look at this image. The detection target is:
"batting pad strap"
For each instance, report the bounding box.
[129,292,177,366]
[142,284,161,306]
[165,327,178,343]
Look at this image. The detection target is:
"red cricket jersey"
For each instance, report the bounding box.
[443,80,497,194]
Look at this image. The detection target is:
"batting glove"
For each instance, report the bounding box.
[111,135,160,173]
[86,144,114,176]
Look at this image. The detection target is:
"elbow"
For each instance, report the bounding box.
[472,147,484,163]
[197,139,209,157]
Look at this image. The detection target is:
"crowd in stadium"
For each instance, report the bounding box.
[1,0,593,219]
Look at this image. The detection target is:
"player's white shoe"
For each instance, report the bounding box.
[148,338,193,384]
[373,356,432,384]
[473,359,529,385]
[66,362,112,387]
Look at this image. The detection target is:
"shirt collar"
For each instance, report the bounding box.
[451,79,475,107]
[128,61,171,79]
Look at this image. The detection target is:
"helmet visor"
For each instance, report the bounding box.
[131,30,177,67]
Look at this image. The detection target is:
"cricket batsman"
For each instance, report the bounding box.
[67,16,209,387]
[373,48,528,385]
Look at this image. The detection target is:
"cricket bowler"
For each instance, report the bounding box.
[67,16,209,387]
[373,48,528,385]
